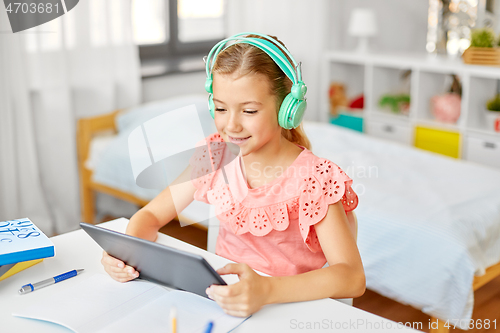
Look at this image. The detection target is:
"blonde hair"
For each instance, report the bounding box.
[212,34,311,151]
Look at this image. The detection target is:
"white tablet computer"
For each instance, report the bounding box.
[80,222,226,298]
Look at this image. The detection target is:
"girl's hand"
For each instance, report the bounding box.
[206,263,271,317]
[101,251,139,283]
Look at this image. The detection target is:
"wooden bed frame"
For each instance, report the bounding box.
[77,110,500,333]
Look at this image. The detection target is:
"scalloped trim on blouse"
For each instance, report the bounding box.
[189,133,359,253]
[298,158,358,252]
[189,133,225,204]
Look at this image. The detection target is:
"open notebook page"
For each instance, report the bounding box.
[13,273,249,333]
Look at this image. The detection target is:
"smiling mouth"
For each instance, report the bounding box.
[227,136,251,145]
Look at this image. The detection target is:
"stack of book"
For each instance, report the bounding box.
[0,218,55,281]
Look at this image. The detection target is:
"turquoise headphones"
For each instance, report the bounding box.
[204,32,307,130]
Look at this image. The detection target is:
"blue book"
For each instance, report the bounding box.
[0,218,55,266]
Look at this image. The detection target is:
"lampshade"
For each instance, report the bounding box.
[348,8,378,37]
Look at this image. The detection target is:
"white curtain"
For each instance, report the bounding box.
[0,0,141,235]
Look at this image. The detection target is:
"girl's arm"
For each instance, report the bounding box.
[265,201,365,303]
[207,201,365,316]
[125,163,197,241]
[102,164,197,281]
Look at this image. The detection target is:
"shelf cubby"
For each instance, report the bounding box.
[415,70,464,128]
[467,76,499,134]
[371,65,412,118]
[322,51,500,168]
[328,61,365,105]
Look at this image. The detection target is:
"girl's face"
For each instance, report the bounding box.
[212,72,281,156]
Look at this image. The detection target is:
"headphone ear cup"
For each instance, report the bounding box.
[208,94,215,119]
[291,99,307,129]
[278,93,292,129]
[278,93,307,129]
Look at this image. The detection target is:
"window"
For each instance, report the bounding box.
[132,0,225,75]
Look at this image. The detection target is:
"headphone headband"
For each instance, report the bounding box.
[205,32,302,84]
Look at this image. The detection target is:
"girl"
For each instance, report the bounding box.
[101,33,365,317]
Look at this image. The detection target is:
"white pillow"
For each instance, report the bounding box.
[116,94,216,135]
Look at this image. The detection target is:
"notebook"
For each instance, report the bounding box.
[13,273,249,333]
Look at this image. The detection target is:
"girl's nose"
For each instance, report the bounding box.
[225,111,242,132]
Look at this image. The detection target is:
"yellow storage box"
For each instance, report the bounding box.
[414,126,461,158]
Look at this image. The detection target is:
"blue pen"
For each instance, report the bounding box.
[19,269,84,295]
[204,321,214,333]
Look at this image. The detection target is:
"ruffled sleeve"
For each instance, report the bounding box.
[189,133,225,204]
[298,158,359,252]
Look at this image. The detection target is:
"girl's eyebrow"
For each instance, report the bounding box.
[212,98,262,106]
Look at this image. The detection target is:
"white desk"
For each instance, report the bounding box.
[0,219,421,333]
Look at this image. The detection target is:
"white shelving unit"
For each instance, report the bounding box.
[321,51,500,169]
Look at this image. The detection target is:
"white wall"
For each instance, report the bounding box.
[329,0,428,53]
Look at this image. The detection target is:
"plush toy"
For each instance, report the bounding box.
[349,94,364,109]
[379,94,410,114]
[431,74,462,124]
[431,93,461,123]
[328,83,348,117]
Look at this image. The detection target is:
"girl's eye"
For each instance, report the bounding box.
[214,108,257,114]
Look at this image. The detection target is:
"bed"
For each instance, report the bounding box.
[77,95,217,229]
[77,95,500,333]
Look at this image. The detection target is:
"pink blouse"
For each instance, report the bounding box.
[189,133,359,277]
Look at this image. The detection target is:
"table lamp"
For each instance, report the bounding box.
[348,8,378,53]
